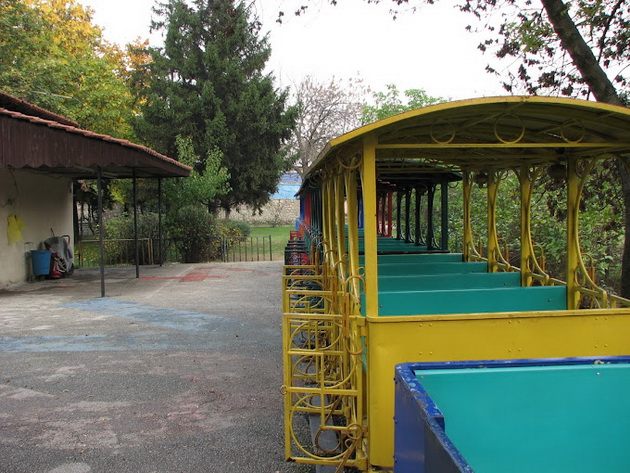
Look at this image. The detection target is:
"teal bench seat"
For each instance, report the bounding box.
[377,261,488,276]
[372,285,567,316]
[378,271,521,292]
[361,253,463,265]
[354,239,427,254]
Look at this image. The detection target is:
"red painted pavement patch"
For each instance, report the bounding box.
[140,272,228,283]
[140,265,276,282]
[197,266,276,276]
[181,272,228,282]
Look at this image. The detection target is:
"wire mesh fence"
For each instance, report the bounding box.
[76,235,272,268]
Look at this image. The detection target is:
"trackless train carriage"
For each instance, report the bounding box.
[281,97,630,472]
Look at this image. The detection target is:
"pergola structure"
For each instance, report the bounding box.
[0,91,191,295]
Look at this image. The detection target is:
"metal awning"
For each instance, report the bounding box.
[0,91,80,127]
[0,107,190,178]
[0,91,191,297]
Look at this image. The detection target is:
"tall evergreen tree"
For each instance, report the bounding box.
[135,0,296,213]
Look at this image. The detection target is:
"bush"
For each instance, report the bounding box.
[101,208,160,264]
[166,206,220,263]
[99,206,254,264]
[104,208,160,240]
[218,219,251,237]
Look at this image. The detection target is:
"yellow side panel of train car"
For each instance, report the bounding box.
[366,309,630,469]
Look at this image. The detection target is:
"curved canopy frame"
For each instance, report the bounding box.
[303,95,630,188]
[299,96,630,314]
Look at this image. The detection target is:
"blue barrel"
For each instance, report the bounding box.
[31,250,51,276]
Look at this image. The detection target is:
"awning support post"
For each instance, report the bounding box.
[97,166,106,297]
[426,184,436,251]
[158,178,163,266]
[133,169,139,278]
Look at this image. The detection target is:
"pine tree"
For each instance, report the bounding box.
[134,0,296,213]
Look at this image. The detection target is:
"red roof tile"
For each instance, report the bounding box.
[0,103,191,179]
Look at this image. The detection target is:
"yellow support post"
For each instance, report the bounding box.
[462,171,473,262]
[519,165,533,287]
[360,134,379,317]
[345,168,361,298]
[566,157,580,310]
[320,180,329,247]
[323,178,336,264]
[487,170,499,272]
[335,172,347,281]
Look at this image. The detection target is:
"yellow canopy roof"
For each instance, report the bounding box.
[306,96,630,184]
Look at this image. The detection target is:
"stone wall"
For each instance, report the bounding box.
[222,199,300,226]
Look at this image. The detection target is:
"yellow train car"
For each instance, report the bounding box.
[281,96,630,472]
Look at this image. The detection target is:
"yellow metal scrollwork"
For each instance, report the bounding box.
[430,119,456,145]
[493,113,526,144]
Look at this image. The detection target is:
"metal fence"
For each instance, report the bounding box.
[76,235,272,268]
[218,235,273,263]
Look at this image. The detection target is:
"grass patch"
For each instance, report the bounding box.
[250,225,293,261]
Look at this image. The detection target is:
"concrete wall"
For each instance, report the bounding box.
[0,170,73,287]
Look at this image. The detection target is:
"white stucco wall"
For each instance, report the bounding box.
[0,170,73,287]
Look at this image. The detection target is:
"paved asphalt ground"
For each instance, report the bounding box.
[0,262,312,473]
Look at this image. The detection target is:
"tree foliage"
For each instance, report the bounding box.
[461,0,629,101]
[361,84,445,124]
[0,0,137,138]
[287,76,366,178]
[455,0,630,296]
[166,135,231,210]
[133,0,297,213]
[279,0,628,102]
[450,165,625,294]
[286,79,443,179]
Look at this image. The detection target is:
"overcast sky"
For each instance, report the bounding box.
[77,0,506,100]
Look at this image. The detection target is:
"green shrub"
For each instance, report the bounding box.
[100,207,258,264]
[166,206,220,263]
[101,209,160,264]
[104,208,160,240]
[218,219,251,237]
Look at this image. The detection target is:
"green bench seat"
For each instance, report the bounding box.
[370,285,567,316]
[377,261,488,276]
[373,239,421,245]
[349,238,429,255]
[378,271,521,292]
[361,253,463,265]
